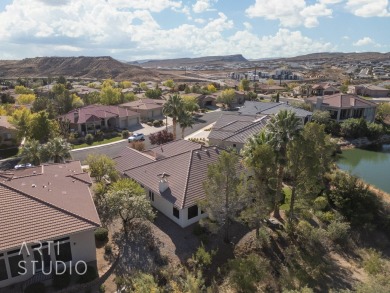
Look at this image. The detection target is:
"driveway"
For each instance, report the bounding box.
[70,111,223,163]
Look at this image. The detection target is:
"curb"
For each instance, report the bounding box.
[70,139,127,152]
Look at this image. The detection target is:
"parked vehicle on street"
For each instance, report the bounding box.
[128,133,145,142]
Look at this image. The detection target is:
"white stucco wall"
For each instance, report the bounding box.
[0,229,96,288]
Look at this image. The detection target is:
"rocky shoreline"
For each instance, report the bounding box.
[338,134,390,150]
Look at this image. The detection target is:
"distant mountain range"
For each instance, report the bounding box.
[132,54,249,68]
[0,56,159,80]
[267,52,390,62]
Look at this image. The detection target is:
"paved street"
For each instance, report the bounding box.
[70,111,222,163]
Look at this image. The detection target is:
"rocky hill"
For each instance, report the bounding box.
[275,52,390,62]
[0,56,159,81]
[136,54,248,68]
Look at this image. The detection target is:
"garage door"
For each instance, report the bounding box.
[128,117,139,126]
[152,109,162,117]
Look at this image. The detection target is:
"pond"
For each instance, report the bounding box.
[337,144,390,194]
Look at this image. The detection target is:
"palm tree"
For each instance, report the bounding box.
[45,137,72,163]
[20,139,42,166]
[178,111,195,139]
[266,110,302,218]
[163,94,185,140]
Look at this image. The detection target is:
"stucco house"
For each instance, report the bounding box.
[307,93,377,122]
[0,161,100,290]
[208,113,269,151]
[0,116,17,146]
[348,84,389,98]
[120,99,165,120]
[60,104,140,134]
[113,140,223,228]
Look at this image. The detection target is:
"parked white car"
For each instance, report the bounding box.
[128,133,145,142]
[14,163,33,170]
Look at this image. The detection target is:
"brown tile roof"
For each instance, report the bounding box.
[148,140,201,158]
[113,147,156,173]
[124,146,221,209]
[60,104,139,124]
[307,93,377,108]
[0,161,100,251]
[120,99,166,110]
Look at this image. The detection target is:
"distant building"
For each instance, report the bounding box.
[349,84,389,98]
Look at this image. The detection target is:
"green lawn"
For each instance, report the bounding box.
[71,136,125,149]
[280,186,292,211]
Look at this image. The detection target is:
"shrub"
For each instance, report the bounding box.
[52,270,71,289]
[153,120,161,127]
[85,133,94,145]
[95,130,104,141]
[77,265,98,284]
[362,249,384,275]
[367,122,384,140]
[149,130,174,145]
[340,118,368,138]
[24,282,46,293]
[122,130,129,139]
[130,141,145,151]
[313,196,328,211]
[104,243,112,255]
[326,220,350,244]
[95,227,109,242]
[147,121,153,126]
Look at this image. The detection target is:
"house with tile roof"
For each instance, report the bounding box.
[60,104,140,134]
[0,161,100,289]
[349,84,389,98]
[307,93,377,122]
[0,116,17,147]
[120,99,166,120]
[208,113,269,151]
[238,101,313,124]
[113,140,221,228]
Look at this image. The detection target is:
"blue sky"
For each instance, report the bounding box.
[0,0,389,60]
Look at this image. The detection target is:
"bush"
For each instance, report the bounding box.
[326,220,350,244]
[85,133,94,145]
[104,243,112,255]
[363,249,384,275]
[153,120,161,127]
[367,122,384,140]
[24,282,46,293]
[313,196,328,211]
[340,118,368,138]
[52,270,71,289]
[95,227,109,242]
[77,265,98,284]
[147,121,153,126]
[130,141,145,151]
[122,130,129,139]
[95,130,104,141]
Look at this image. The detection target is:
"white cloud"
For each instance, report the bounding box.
[243,22,252,30]
[194,18,206,24]
[342,35,350,40]
[245,0,333,28]
[192,0,217,13]
[353,37,377,46]
[0,0,334,60]
[319,0,343,4]
[346,0,390,17]
[108,0,182,12]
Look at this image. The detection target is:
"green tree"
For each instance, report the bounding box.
[163,79,175,91]
[102,79,115,88]
[145,88,162,99]
[217,88,235,109]
[178,111,195,139]
[45,137,71,163]
[246,91,257,101]
[266,110,302,217]
[312,110,331,125]
[375,102,390,123]
[207,84,217,93]
[8,107,32,139]
[86,154,119,183]
[20,139,42,166]
[340,118,368,138]
[163,94,185,140]
[119,80,132,89]
[239,79,250,91]
[56,76,67,85]
[30,111,55,143]
[100,85,121,105]
[139,82,149,91]
[15,85,33,94]
[240,131,276,237]
[71,93,84,109]
[182,96,200,113]
[17,94,36,105]
[106,182,155,233]
[201,150,242,242]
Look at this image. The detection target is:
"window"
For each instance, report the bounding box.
[55,239,72,263]
[188,205,199,220]
[232,144,237,148]
[148,190,154,202]
[32,243,51,271]
[0,258,7,281]
[173,207,180,219]
[8,253,24,278]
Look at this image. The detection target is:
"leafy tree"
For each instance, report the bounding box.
[340,118,368,138]
[20,139,42,166]
[45,137,71,163]
[201,150,242,242]
[239,79,250,91]
[122,92,137,103]
[145,88,162,99]
[246,91,257,101]
[32,96,56,118]
[266,110,302,217]
[375,102,390,123]
[139,82,149,91]
[163,94,185,139]
[86,154,119,183]
[8,107,32,139]
[119,80,132,89]
[182,96,200,113]
[106,182,155,232]
[217,89,235,110]
[17,94,36,105]
[207,84,217,93]
[163,79,175,91]
[367,122,384,140]
[240,131,276,237]
[56,76,67,85]
[15,85,33,94]
[130,273,160,293]
[71,93,84,109]
[228,254,270,293]
[30,111,57,143]
[178,111,195,139]
[100,85,121,105]
[102,79,115,88]
[149,130,174,145]
[0,92,15,104]
[83,92,100,105]
[312,110,331,125]
[266,79,276,85]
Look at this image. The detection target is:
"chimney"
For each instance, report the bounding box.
[74,109,79,121]
[316,97,323,110]
[158,173,169,193]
